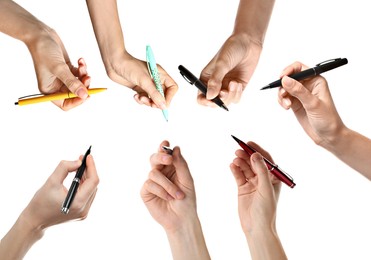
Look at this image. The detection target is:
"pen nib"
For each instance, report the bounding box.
[260,85,270,90]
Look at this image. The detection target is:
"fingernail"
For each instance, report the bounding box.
[159,102,167,110]
[252,153,263,162]
[283,98,291,107]
[282,76,294,87]
[162,155,170,163]
[77,88,88,99]
[175,190,185,200]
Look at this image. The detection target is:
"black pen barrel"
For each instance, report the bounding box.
[61,180,80,214]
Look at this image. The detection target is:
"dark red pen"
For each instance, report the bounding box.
[231,135,296,188]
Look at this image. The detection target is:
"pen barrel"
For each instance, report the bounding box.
[61,180,80,214]
[269,165,296,188]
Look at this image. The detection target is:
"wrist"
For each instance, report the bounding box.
[166,216,210,260]
[317,123,349,152]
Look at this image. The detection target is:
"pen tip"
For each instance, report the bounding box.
[222,104,229,111]
[14,102,18,105]
[260,86,269,90]
[231,135,239,142]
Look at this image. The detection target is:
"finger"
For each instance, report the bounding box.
[78,58,88,77]
[76,155,100,201]
[280,61,309,77]
[149,147,173,169]
[230,163,247,187]
[250,153,273,191]
[51,159,81,184]
[52,63,89,100]
[148,169,185,200]
[277,87,293,110]
[232,157,255,180]
[141,179,174,201]
[134,94,152,106]
[196,92,218,108]
[158,69,178,107]
[172,146,194,187]
[139,76,167,110]
[228,81,243,104]
[281,76,318,111]
[247,141,274,163]
[205,60,232,100]
[57,96,86,111]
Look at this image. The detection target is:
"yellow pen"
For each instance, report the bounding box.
[15,88,107,106]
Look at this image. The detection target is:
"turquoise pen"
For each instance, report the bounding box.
[146,45,169,122]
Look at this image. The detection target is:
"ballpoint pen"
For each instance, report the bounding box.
[15,88,107,106]
[61,146,91,214]
[178,65,229,111]
[261,58,348,90]
[231,135,296,188]
[146,45,169,122]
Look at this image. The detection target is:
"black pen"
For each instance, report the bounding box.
[261,58,348,90]
[178,65,229,111]
[61,146,91,214]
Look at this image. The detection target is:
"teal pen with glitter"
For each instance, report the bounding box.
[146,45,169,122]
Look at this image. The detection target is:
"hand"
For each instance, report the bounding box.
[27,29,90,111]
[278,62,345,146]
[140,140,197,233]
[21,154,99,230]
[199,34,262,107]
[106,51,178,110]
[230,141,281,234]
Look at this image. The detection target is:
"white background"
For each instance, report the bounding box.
[1,0,370,259]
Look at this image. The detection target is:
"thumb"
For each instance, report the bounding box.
[140,76,167,110]
[205,63,230,100]
[281,76,316,110]
[172,146,194,186]
[54,64,88,99]
[250,153,272,191]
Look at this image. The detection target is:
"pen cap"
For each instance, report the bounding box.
[317,58,348,73]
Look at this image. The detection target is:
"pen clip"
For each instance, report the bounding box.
[179,71,193,85]
[273,164,294,181]
[18,93,44,100]
[316,58,341,66]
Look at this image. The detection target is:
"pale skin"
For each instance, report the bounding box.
[0,155,99,260]
[278,62,371,180]
[0,0,90,111]
[85,0,178,110]
[199,0,275,107]
[141,140,211,260]
[230,141,287,260]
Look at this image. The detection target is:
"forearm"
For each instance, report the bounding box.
[85,0,126,68]
[166,217,211,260]
[0,0,50,45]
[233,0,275,45]
[322,126,371,180]
[0,212,44,260]
[245,228,287,260]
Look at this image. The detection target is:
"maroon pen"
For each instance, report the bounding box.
[231,135,296,188]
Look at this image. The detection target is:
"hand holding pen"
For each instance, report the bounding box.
[230,141,287,258]
[24,154,98,229]
[232,135,295,188]
[61,146,98,214]
[178,65,229,111]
